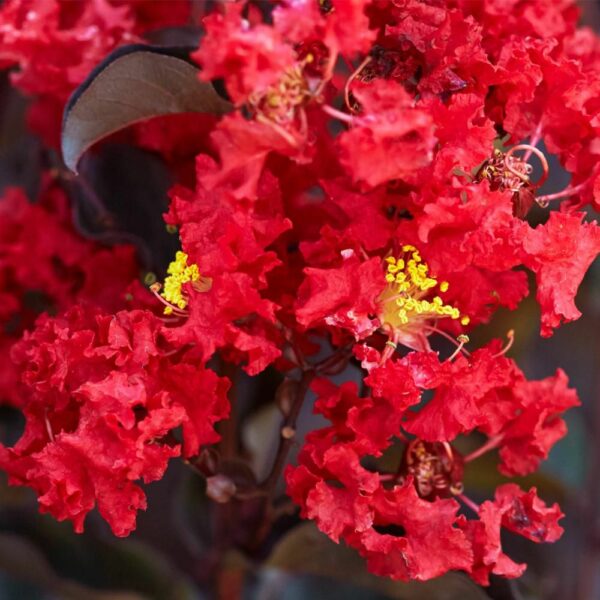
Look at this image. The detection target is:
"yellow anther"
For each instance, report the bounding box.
[460,316,471,326]
[379,246,470,333]
[144,272,157,286]
[249,63,311,125]
[267,94,281,107]
[161,251,200,315]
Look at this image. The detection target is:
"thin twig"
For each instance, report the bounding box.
[260,369,315,494]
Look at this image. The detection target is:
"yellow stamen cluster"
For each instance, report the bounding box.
[161,251,200,315]
[380,245,470,328]
[249,64,312,125]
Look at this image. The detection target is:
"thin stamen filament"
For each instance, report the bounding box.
[447,335,469,361]
[536,179,591,204]
[492,330,515,358]
[149,284,188,316]
[423,325,472,357]
[458,494,480,514]
[322,103,355,124]
[344,55,372,112]
[464,434,504,463]
[44,409,55,443]
[505,144,549,188]
[313,51,337,97]
[523,122,543,161]
[255,113,301,147]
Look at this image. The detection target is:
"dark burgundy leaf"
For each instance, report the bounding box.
[61,44,232,172]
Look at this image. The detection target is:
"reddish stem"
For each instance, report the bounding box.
[315,345,352,374]
[260,369,315,493]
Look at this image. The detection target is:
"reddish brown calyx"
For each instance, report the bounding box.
[295,40,330,79]
[248,64,311,125]
[344,47,408,112]
[475,145,549,219]
[318,0,334,14]
[399,440,464,501]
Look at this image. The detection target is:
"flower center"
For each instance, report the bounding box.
[399,440,464,501]
[249,63,312,126]
[476,148,532,193]
[160,251,200,315]
[379,245,469,331]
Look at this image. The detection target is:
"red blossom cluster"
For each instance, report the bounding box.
[0,0,190,145]
[2,306,229,536]
[0,178,142,407]
[288,346,575,583]
[0,0,599,587]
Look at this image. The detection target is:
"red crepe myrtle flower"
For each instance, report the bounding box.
[158,156,289,374]
[1,305,229,536]
[338,80,437,188]
[461,483,564,585]
[0,0,190,144]
[0,182,141,406]
[287,340,572,583]
[1,0,599,589]
[522,211,600,336]
[194,2,296,105]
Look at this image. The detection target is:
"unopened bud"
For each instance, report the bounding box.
[144,272,157,286]
[195,447,220,476]
[281,426,296,440]
[206,474,237,504]
[276,378,299,416]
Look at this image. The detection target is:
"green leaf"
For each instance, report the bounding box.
[61,44,232,172]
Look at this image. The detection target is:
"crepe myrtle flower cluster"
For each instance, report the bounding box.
[0,0,600,587]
